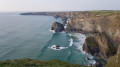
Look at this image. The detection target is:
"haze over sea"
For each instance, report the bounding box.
[0,12,95,65]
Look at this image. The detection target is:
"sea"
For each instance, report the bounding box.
[0,12,96,66]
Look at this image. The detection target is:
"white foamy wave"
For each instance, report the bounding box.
[88,55,93,59]
[49,45,68,50]
[68,33,72,36]
[88,60,96,65]
[67,21,68,23]
[72,33,86,52]
[69,33,96,65]
[87,54,96,65]
[69,38,73,46]
[64,25,66,29]
[50,29,56,33]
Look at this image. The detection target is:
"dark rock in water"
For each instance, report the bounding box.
[53,45,60,49]
[61,17,68,26]
[56,45,60,49]
[89,62,103,67]
[63,21,67,26]
[86,57,90,60]
[62,17,68,21]
[51,22,64,33]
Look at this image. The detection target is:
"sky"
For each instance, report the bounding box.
[0,0,120,12]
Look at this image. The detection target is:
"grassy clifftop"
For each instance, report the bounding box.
[0,59,87,67]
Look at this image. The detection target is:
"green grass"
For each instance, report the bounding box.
[0,58,88,67]
[90,10,120,17]
[109,14,120,29]
[105,53,120,67]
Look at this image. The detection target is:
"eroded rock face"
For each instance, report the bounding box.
[51,22,64,32]
[105,45,120,67]
[96,32,117,58]
[83,32,117,59]
[66,17,110,33]
[83,37,100,56]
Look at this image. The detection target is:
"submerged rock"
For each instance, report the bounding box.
[51,22,64,33]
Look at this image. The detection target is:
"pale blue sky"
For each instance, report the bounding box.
[0,0,120,12]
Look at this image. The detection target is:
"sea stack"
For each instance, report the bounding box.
[51,22,64,33]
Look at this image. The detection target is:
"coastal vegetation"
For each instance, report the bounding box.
[105,46,120,67]
[0,58,87,67]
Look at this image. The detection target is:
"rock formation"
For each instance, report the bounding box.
[105,45,120,67]
[53,45,60,49]
[51,22,64,33]
[83,32,117,59]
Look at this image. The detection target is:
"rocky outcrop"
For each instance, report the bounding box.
[62,17,68,26]
[65,12,120,59]
[83,37,100,56]
[105,45,120,67]
[51,22,64,32]
[66,16,110,33]
[53,45,60,49]
[63,21,67,26]
[83,32,117,59]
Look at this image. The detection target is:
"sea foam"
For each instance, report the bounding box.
[72,33,86,53]
[72,33,96,65]
[50,29,56,33]
[69,38,73,46]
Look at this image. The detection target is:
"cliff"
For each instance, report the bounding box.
[83,32,117,59]
[65,11,120,67]
[105,45,120,67]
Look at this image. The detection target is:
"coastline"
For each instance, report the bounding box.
[0,10,119,67]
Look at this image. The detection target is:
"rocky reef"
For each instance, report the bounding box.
[51,22,64,32]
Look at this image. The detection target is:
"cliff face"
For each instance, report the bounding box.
[65,11,120,67]
[66,16,110,33]
[65,12,120,58]
[105,45,120,67]
[83,32,117,59]
[83,37,100,56]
